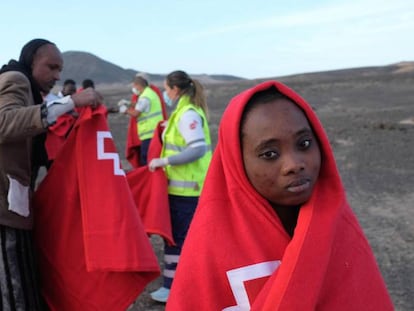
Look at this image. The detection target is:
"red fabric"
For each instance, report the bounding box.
[33,105,160,311]
[125,84,167,168]
[126,115,141,168]
[45,113,77,160]
[151,84,168,120]
[166,81,393,310]
[126,122,174,245]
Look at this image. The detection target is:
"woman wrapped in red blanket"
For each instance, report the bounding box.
[166,81,393,310]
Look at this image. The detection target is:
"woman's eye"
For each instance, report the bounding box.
[259,150,279,160]
[299,139,312,149]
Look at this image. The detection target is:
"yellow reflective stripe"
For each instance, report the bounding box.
[139,129,155,137]
[138,111,162,122]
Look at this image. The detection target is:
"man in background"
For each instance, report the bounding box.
[119,73,167,166]
[124,75,164,165]
[58,78,77,97]
[45,78,77,101]
[80,78,95,91]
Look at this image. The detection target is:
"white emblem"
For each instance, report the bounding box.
[97,131,125,176]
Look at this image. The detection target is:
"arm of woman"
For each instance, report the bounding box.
[169,109,207,164]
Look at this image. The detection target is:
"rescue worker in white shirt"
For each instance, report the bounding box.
[121,75,163,165]
[148,70,212,303]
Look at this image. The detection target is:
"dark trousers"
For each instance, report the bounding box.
[163,195,199,288]
[140,139,151,166]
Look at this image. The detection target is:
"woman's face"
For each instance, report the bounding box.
[241,98,321,209]
[163,80,180,101]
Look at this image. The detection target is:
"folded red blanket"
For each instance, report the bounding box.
[45,113,76,160]
[167,81,393,310]
[33,105,160,311]
[127,167,174,245]
[126,114,141,167]
[127,121,174,245]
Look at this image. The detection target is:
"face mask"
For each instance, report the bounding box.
[132,87,140,95]
[163,90,173,107]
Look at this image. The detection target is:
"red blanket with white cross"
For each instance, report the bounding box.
[33,105,160,311]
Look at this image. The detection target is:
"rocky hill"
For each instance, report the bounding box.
[60,51,244,86]
[273,61,414,85]
[59,50,414,90]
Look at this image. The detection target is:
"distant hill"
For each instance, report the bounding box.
[272,61,414,85]
[60,51,244,87]
[59,50,414,89]
[61,51,134,85]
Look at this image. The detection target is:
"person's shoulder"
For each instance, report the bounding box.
[146,86,158,96]
[0,71,27,81]
[138,96,151,103]
[0,71,29,86]
[182,108,201,118]
[0,71,30,93]
[179,109,203,127]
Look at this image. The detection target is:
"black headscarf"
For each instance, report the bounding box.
[0,38,56,174]
[0,38,54,105]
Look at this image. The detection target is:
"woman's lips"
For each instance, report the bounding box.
[286,179,311,193]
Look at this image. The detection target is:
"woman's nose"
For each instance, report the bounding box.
[281,153,305,175]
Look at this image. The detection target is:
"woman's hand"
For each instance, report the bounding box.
[148,158,169,172]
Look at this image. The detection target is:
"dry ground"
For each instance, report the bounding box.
[103,73,414,310]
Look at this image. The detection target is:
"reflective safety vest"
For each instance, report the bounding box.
[161,95,212,197]
[137,87,163,140]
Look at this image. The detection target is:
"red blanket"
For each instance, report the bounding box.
[126,84,168,168]
[126,122,174,245]
[125,92,141,167]
[45,113,77,160]
[166,81,393,310]
[33,105,160,311]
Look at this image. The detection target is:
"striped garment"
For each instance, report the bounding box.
[0,225,46,311]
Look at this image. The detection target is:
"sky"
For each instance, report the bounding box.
[1,0,413,79]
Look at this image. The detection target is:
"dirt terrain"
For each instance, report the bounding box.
[102,69,414,310]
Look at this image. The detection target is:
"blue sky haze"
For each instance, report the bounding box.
[1,0,413,79]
